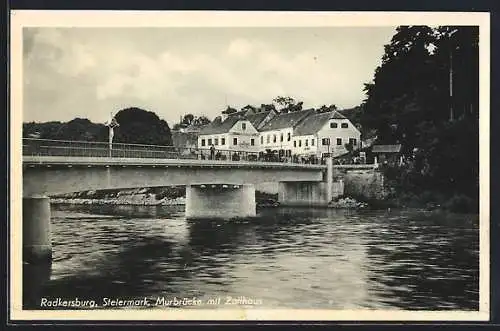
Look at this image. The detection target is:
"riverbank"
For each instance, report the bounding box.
[50,186,476,213]
[50,187,367,209]
[51,187,281,208]
[348,191,479,214]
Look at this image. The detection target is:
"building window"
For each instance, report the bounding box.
[341,123,348,128]
[221,138,225,145]
[311,139,315,146]
[208,138,212,145]
[322,138,330,146]
[337,138,342,145]
[305,139,308,147]
[267,135,270,143]
[201,139,206,146]
[299,140,302,147]
[294,141,297,147]
[330,122,338,128]
[260,136,263,144]
[349,138,357,146]
[280,133,283,142]
[287,132,291,141]
[251,138,255,146]
[273,135,277,143]
[242,122,247,130]
[214,138,219,145]
[233,137,238,145]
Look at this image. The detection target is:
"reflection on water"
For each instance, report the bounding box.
[25,204,479,310]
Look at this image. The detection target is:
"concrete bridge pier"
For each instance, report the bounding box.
[185,184,256,220]
[278,181,329,206]
[23,195,52,263]
[278,157,343,206]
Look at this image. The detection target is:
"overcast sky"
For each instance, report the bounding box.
[23,27,397,125]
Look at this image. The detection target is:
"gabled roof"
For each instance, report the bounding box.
[227,110,247,118]
[258,109,315,132]
[294,111,347,136]
[246,111,271,128]
[372,144,402,153]
[198,115,242,135]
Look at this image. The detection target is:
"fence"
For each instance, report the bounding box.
[22,138,296,163]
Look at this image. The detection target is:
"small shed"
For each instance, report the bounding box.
[371,144,402,165]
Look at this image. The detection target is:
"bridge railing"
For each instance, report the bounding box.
[21,138,309,164]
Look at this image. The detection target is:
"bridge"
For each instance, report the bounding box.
[22,138,377,262]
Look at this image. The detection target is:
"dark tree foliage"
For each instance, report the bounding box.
[273,96,303,113]
[173,114,211,130]
[317,104,338,113]
[23,108,173,146]
[23,119,107,141]
[361,25,479,205]
[113,107,172,146]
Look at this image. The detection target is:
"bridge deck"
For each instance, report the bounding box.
[23,156,327,170]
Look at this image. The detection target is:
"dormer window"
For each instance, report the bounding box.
[330,122,338,128]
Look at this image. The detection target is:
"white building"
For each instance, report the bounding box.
[197,109,275,158]
[196,107,360,160]
[258,109,316,158]
[292,111,361,158]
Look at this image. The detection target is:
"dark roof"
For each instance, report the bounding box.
[227,110,247,117]
[258,109,316,132]
[372,144,402,153]
[198,115,242,135]
[294,111,347,136]
[246,111,271,128]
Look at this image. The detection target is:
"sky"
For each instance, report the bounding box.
[23,26,397,125]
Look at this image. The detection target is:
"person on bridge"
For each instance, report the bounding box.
[210,144,215,160]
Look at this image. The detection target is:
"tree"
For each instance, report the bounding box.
[182,114,195,126]
[317,104,337,113]
[113,107,173,146]
[273,96,304,113]
[23,119,106,141]
[193,116,211,126]
[361,25,479,203]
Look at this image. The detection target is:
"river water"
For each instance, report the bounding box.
[25,204,479,311]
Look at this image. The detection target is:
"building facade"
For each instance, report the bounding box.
[196,108,360,160]
[293,111,361,158]
[258,109,316,158]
